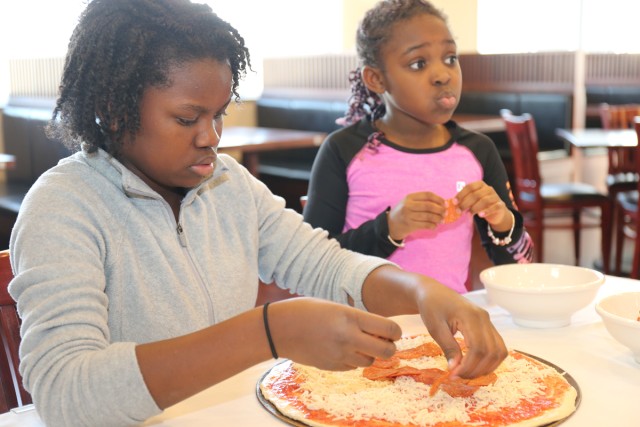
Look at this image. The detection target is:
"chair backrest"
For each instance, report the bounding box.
[635,117,640,174]
[499,109,542,213]
[599,103,640,130]
[600,104,640,176]
[0,250,31,412]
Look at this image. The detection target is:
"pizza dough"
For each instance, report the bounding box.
[259,334,578,427]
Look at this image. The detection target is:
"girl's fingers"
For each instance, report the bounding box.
[356,312,402,343]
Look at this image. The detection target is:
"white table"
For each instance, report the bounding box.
[0,153,16,169]
[2,276,639,427]
[555,128,638,150]
[217,126,327,176]
[453,114,506,134]
[554,128,638,183]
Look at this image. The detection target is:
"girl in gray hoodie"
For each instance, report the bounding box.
[9,1,507,425]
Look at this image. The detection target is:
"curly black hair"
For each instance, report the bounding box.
[46,0,251,157]
[340,0,448,126]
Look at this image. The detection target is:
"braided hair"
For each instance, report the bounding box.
[46,0,251,157]
[340,0,448,126]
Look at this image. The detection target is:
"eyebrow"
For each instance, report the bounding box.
[403,39,457,56]
[177,104,207,114]
[177,97,233,114]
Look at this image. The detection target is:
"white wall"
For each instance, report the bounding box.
[342,0,479,53]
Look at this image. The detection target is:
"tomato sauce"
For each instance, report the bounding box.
[265,347,570,427]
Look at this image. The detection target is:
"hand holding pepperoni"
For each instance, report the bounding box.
[414,279,508,379]
[454,181,512,232]
[267,298,402,371]
[361,266,508,380]
[387,191,446,241]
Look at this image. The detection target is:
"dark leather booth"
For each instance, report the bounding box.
[0,106,71,247]
[254,91,574,206]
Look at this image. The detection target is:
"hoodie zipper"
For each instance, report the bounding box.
[176,223,187,247]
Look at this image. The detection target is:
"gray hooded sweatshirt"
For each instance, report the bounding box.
[9,150,390,426]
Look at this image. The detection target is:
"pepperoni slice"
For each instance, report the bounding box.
[408,368,447,386]
[395,342,443,359]
[429,371,451,396]
[362,365,423,381]
[440,381,479,398]
[466,372,498,387]
[443,199,461,224]
[369,358,399,369]
[432,372,498,397]
[363,338,497,398]
[365,363,497,398]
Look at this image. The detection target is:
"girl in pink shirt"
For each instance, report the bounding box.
[304,0,533,293]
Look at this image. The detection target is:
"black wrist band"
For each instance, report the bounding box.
[263,302,279,359]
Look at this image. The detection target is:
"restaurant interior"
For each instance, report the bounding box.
[1,1,639,276]
[0,0,639,425]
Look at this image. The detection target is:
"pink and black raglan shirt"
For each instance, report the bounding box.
[304,118,533,293]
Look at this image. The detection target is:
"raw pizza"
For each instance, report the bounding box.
[259,334,578,427]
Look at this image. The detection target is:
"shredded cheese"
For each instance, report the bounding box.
[260,335,577,427]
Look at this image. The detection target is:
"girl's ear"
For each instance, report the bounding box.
[361,65,385,94]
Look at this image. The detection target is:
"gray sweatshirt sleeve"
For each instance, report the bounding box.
[243,160,394,311]
[9,182,161,425]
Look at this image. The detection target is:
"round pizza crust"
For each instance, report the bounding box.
[258,335,579,427]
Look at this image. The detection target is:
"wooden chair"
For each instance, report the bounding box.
[0,249,31,413]
[500,110,611,271]
[613,117,640,277]
[599,103,640,201]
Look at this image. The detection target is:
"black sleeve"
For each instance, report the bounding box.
[457,127,531,264]
[303,127,399,258]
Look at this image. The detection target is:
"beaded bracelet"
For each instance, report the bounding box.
[263,302,279,359]
[387,234,405,248]
[487,211,515,246]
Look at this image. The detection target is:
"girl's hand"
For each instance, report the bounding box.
[454,181,512,232]
[362,266,508,379]
[388,191,446,240]
[268,298,402,371]
[413,278,507,379]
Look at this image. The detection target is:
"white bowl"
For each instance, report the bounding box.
[480,263,605,328]
[596,292,640,363]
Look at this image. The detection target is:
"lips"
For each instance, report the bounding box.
[436,92,457,110]
[190,154,217,177]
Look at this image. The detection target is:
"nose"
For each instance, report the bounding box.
[431,64,451,87]
[196,121,222,148]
